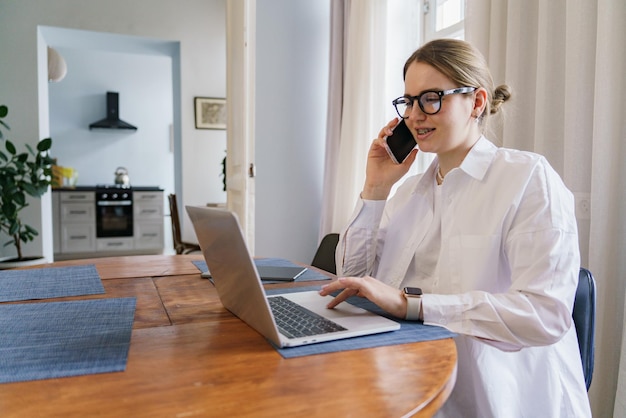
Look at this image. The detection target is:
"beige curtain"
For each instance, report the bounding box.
[319,0,346,239]
[319,0,388,238]
[466,1,626,416]
[320,0,427,239]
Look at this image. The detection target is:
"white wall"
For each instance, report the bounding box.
[48,45,175,191]
[0,0,227,259]
[254,0,330,263]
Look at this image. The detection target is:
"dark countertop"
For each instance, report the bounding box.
[52,186,163,192]
[52,186,97,192]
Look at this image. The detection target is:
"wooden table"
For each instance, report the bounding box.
[0,255,457,417]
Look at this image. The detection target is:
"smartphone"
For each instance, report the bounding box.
[383,119,417,164]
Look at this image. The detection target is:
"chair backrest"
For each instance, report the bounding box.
[573,267,596,391]
[168,193,184,254]
[311,233,340,274]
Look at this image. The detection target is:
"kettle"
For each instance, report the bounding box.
[114,167,130,186]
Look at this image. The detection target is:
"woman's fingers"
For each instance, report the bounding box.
[325,288,358,309]
[319,277,361,308]
[378,118,400,139]
[319,276,408,319]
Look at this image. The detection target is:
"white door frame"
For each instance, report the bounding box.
[226,0,256,252]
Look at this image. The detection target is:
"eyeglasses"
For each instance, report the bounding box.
[392,87,476,118]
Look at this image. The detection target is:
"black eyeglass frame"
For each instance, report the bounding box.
[392,86,476,118]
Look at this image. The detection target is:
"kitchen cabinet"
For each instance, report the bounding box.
[96,237,134,251]
[133,191,164,250]
[56,191,97,253]
[52,187,164,260]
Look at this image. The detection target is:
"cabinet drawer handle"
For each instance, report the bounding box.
[106,242,125,247]
[69,210,88,215]
[141,209,158,214]
[142,233,158,237]
[69,235,88,240]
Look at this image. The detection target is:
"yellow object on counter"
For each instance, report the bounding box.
[51,165,78,188]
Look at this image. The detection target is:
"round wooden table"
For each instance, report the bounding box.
[0,255,457,417]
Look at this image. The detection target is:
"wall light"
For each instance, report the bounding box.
[47,46,67,82]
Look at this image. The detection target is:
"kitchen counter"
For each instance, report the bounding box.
[52,186,99,192]
[52,186,164,192]
[51,187,165,260]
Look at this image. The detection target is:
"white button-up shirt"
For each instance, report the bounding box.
[338,137,591,417]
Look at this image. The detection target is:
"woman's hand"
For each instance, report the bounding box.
[362,118,418,201]
[318,276,408,319]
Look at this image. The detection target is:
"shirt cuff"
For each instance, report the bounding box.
[405,296,422,321]
[351,198,386,228]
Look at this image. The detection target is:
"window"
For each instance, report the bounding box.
[384,1,466,195]
[424,0,465,41]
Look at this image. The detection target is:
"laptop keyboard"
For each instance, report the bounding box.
[268,296,347,339]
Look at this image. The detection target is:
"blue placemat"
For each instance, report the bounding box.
[0,264,104,303]
[267,286,456,359]
[0,297,136,384]
[192,258,331,283]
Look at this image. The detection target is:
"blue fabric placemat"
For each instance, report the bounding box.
[0,297,136,384]
[267,286,456,359]
[0,264,104,302]
[192,258,331,283]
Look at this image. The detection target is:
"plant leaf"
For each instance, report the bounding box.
[37,138,53,152]
[8,221,18,236]
[2,201,16,217]
[21,183,38,196]
[24,224,38,235]
[13,192,25,206]
[5,140,16,155]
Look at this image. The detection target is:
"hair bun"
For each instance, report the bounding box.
[490,84,512,114]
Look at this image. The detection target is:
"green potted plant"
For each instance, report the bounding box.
[0,104,54,264]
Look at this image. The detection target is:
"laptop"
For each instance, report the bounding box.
[186,206,400,348]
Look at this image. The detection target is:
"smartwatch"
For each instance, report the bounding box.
[403,287,423,321]
[403,287,423,298]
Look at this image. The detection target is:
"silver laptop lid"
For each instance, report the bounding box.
[185,206,282,346]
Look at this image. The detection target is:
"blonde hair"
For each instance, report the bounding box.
[404,39,511,128]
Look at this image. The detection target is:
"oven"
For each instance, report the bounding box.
[96,186,133,238]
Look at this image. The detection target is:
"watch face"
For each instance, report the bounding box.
[404,287,422,296]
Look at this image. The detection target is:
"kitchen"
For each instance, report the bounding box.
[51,171,166,260]
[45,25,227,259]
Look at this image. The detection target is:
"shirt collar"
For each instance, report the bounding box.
[414,136,497,194]
[458,136,497,181]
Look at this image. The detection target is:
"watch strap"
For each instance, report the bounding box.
[405,296,422,321]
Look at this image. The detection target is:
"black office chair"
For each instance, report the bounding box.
[311,233,340,274]
[573,267,596,391]
[168,193,201,255]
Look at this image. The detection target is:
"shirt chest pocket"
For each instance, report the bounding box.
[446,234,503,292]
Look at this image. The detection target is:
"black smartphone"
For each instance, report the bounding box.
[383,119,417,164]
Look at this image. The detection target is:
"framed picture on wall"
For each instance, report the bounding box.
[194,97,226,130]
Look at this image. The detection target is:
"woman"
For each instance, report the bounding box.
[319,39,591,417]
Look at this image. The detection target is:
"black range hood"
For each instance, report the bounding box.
[89,92,137,131]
